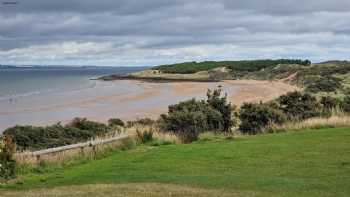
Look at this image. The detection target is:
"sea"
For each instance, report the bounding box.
[0,66,238,132]
[0,66,145,102]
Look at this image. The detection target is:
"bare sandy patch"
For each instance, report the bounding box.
[224,80,299,105]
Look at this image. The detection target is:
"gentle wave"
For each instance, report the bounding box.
[0,80,97,102]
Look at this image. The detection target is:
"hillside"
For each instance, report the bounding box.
[99,59,350,96]
[1,127,349,196]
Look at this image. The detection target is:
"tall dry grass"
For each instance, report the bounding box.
[14,136,134,166]
[125,124,181,144]
[268,114,350,133]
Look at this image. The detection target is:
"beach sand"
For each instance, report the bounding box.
[0,80,298,132]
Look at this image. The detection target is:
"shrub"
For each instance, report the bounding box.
[207,88,236,132]
[160,88,236,143]
[0,136,16,180]
[127,118,156,127]
[161,100,212,143]
[4,118,112,151]
[108,118,125,127]
[342,96,350,113]
[239,103,287,134]
[320,96,342,117]
[320,96,341,110]
[69,118,110,134]
[278,91,321,120]
[306,76,342,93]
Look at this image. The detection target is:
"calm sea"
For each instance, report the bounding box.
[0,67,146,101]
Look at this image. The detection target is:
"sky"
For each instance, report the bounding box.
[0,0,350,66]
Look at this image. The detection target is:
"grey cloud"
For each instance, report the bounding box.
[0,0,350,65]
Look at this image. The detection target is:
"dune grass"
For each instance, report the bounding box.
[268,115,350,133]
[1,127,350,196]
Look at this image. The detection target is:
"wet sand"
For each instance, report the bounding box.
[0,80,298,132]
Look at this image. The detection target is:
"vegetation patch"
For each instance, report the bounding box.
[159,88,236,142]
[153,59,310,74]
[0,136,16,181]
[1,127,349,197]
[3,118,115,151]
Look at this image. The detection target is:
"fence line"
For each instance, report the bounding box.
[15,135,132,165]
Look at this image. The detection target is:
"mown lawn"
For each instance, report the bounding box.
[1,127,350,196]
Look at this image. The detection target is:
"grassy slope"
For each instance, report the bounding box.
[1,127,350,196]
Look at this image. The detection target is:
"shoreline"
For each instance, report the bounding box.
[0,79,298,132]
[95,74,221,83]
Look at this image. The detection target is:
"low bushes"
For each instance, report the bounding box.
[342,96,350,113]
[108,118,125,127]
[320,96,341,110]
[239,103,286,134]
[126,118,156,127]
[159,89,348,140]
[238,92,350,135]
[3,118,113,151]
[306,76,343,93]
[278,91,322,120]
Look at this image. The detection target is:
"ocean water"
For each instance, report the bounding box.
[0,67,241,132]
[0,67,145,101]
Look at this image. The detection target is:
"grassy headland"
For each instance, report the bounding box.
[98,59,350,96]
[1,127,349,196]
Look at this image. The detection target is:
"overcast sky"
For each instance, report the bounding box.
[0,0,349,66]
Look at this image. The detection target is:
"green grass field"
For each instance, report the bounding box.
[1,127,350,196]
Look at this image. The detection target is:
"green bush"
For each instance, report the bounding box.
[207,88,236,132]
[320,96,340,110]
[306,76,343,93]
[342,96,350,113]
[278,91,321,120]
[68,118,110,134]
[161,99,214,143]
[108,118,125,127]
[239,103,287,134]
[160,88,236,143]
[4,118,112,151]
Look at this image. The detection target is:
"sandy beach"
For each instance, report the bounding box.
[0,80,298,132]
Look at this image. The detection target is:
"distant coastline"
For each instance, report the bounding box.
[96,74,221,83]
